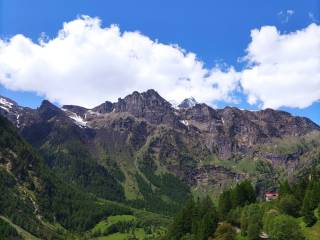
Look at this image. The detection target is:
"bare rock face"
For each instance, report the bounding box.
[113,89,178,125]
[180,103,219,123]
[38,100,64,120]
[251,108,319,137]
[184,165,244,187]
[178,104,320,159]
[1,90,319,159]
[91,101,113,114]
[62,105,89,118]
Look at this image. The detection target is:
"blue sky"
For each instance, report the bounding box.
[0,0,319,124]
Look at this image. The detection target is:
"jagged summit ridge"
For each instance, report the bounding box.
[0,89,319,156]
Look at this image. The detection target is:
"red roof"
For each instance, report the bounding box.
[265,192,278,196]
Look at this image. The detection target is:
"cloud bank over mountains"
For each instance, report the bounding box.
[0,16,319,109]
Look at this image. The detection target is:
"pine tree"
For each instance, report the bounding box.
[231,180,256,208]
[167,196,218,240]
[301,180,320,226]
[167,198,195,240]
[197,196,219,240]
[218,190,232,219]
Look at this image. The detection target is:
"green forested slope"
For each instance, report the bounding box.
[0,116,134,239]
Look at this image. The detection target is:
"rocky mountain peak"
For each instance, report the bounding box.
[141,89,163,98]
[120,89,169,106]
[112,89,175,124]
[38,100,63,120]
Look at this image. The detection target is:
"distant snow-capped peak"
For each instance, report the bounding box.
[178,97,197,109]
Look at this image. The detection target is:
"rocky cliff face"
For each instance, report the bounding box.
[2,91,317,141]
[0,91,319,201]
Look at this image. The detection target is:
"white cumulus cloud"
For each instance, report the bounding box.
[1,16,319,111]
[0,16,240,108]
[241,23,320,109]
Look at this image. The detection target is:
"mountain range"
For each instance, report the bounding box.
[1,89,320,239]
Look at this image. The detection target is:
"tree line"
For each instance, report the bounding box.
[165,175,320,240]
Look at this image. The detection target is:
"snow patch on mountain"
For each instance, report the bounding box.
[0,97,13,108]
[16,114,20,128]
[0,97,14,112]
[69,114,87,127]
[180,120,189,126]
[0,105,9,112]
[62,108,88,127]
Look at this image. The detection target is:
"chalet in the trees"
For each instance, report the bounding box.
[265,192,279,201]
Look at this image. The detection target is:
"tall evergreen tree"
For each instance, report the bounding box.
[196,196,219,240]
[218,190,232,219]
[167,196,218,240]
[231,180,256,208]
[301,180,320,226]
[167,198,195,240]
